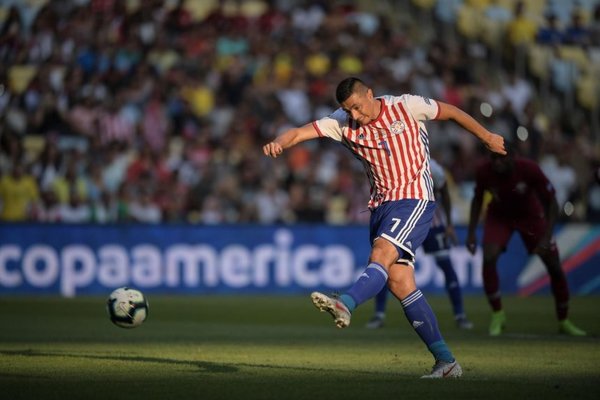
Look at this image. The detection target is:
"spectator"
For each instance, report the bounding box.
[52,161,87,204]
[30,140,62,191]
[564,9,591,45]
[57,190,91,223]
[501,71,533,119]
[505,1,538,48]
[536,12,565,45]
[37,190,60,223]
[199,194,225,224]
[254,180,291,224]
[129,190,162,223]
[590,4,600,46]
[0,0,596,225]
[0,161,40,221]
[540,149,577,211]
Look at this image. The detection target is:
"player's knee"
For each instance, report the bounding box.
[370,242,398,269]
[388,276,416,298]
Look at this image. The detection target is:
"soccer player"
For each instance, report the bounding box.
[366,158,473,330]
[263,77,506,378]
[466,147,586,337]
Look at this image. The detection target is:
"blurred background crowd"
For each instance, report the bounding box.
[1,0,599,225]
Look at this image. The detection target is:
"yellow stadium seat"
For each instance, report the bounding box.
[558,45,590,71]
[576,69,600,110]
[528,44,553,80]
[466,0,491,10]
[575,64,600,110]
[481,17,508,48]
[412,0,436,10]
[457,5,484,39]
[23,135,46,162]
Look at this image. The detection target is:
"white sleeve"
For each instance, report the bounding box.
[429,159,446,189]
[401,94,440,121]
[312,108,347,142]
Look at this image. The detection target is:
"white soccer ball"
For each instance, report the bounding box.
[106,287,149,328]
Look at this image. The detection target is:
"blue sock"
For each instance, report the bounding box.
[436,256,465,317]
[402,289,454,362]
[342,263,388,312]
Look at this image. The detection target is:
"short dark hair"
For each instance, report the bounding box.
[336,77,366,104]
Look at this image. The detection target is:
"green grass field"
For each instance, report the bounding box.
[1,294,599,400]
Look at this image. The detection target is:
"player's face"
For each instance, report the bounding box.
[341,89,377,125]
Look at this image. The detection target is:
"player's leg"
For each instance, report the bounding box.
[539,249,586,335]
[365,287,388,329]
[424,226,472,329]
[387,263,461,378]
[311,202,403,328]
[310,235,396,328]
[481,214,512,335]
[433,254,473,329]
[311,200,434,329]
[519,222,586,336]
[376,201,461,377]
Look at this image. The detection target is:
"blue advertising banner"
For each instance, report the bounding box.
[0,224,598,297]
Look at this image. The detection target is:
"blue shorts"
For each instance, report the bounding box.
[369,199,436,263]
[422,225,451,256]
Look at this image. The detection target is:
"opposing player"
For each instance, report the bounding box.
[263,77,505,378]
[466,147,586,336]
[366,158,473,330]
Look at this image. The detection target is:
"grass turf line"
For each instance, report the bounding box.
[0,295,598,400]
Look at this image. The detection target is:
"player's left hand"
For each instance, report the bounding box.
[485,133,506,155]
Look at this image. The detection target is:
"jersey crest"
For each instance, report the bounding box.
[390,120,405,135]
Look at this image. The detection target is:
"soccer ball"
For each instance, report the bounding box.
[106,287,149,328]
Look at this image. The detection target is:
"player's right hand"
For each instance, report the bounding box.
[263,142,283,158]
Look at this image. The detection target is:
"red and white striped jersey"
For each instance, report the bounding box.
[313,94,440,209]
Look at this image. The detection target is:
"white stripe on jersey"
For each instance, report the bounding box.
[314,95,438,209]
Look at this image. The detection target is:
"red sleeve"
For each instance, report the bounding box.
[312,121,324,137]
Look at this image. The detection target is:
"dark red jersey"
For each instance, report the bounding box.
[474,157,556,218]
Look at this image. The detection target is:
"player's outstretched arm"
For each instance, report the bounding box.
[436,102,506,155]
[263,123,320,158]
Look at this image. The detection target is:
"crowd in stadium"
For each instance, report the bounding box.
[1,0,599,225]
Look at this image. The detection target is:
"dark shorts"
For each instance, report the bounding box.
[422,225,450,256]
[370,199,436,263]
[483,212,550,253]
